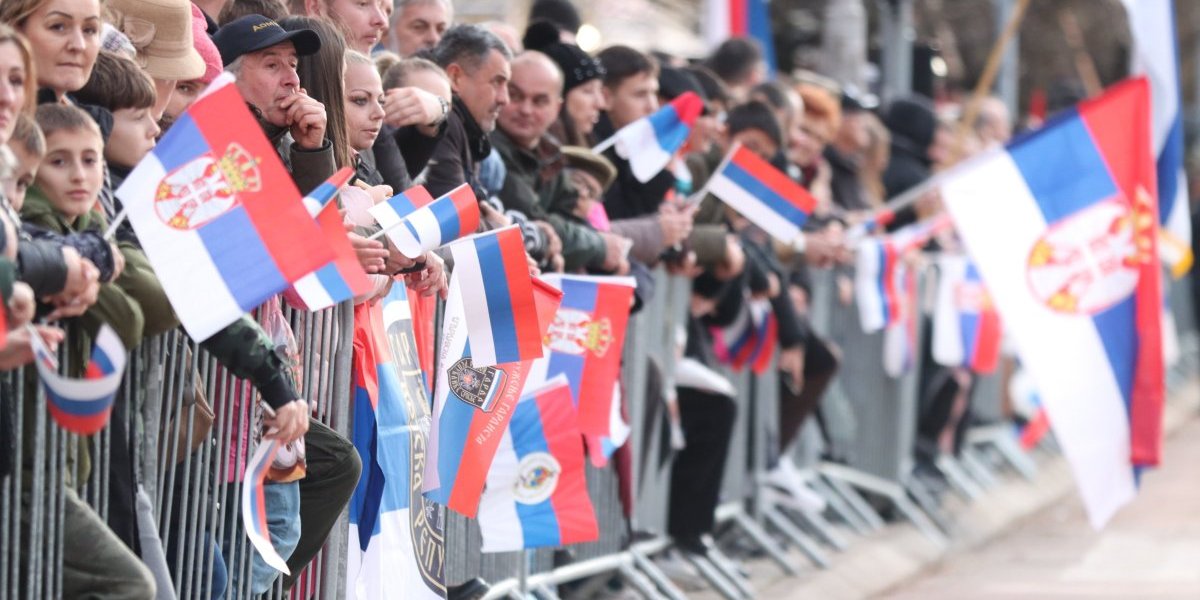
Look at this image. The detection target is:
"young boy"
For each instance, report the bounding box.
[73,51,160,192]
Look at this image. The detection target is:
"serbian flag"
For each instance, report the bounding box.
[708,142,816,243]
[703,0,776,75]
[942,78,1163,528]
[933,254,1002,374]
[423,274,561,517]
[526,275,636,437]
[710,296,777,375]
[242,439,290,574]
[28,324,126,435]
[370,183,480,258]
[476,376,599,552]
[117,73,334,341]
[288,167,371,310]
[855,237,902,334]
[600,92,704,183]
[346,283,446,600]
[1122,0,1192,277]
[448,225,543,367]
[882,263,919,378]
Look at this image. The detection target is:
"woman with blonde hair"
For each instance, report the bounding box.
[0,0,101,104]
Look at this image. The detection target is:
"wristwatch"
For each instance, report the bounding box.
[428,96,450,128]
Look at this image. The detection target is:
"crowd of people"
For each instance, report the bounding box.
[0,0,1024,597]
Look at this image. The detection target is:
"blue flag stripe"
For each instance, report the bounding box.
[475,234,520,363]
[510,400,561,547]
[196,206,287,312]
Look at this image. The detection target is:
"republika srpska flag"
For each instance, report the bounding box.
[941,78,1164,528]
[117,73,335,341]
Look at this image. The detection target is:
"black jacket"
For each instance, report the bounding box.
[370,121,447,192]
[594,113,676,220]
[825,145,869,212]
[424,95,491,198]
[881,96,938,230]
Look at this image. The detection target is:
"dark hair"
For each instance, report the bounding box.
[749,81,792,114]
[726,100,782,150]
[218,0,288,25]
[596,45,657,90]
[704,37,763,85]
[684,65,729,108]
[432,24,512,72]
[382,57,446,91]
[279,16,353,170]
[73,51,156,112]
[528,0,581,36]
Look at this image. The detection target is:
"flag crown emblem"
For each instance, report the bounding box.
[545,310,612,357]
[1025,193,1153,315]
[447,357,506,412]
[513,452,560,505]
[154,143,262,230]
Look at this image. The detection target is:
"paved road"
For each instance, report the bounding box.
[884,416,1200,599]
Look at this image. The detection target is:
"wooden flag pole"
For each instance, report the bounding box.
[953,0,1032,159]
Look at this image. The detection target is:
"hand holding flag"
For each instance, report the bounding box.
[28,324,126,434]
[289,167,372,311]
[368,183,480,257]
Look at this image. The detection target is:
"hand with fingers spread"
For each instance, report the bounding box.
[383,86,444,131]
[405,251,448,298]
[281,88,328,150]
[262,399,310,445]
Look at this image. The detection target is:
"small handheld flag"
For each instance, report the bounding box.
[369,183,480,257]
[29,324,127,435]
[289,167,372,311]
[707,142,816,243]
[596,92,704,183]
[476,376,599,552]
[932,255,1002,373]
[117,73,336,341]
[242,439,290,575]
[447,226,544,367]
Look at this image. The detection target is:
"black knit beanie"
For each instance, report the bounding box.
[522,21,605,94]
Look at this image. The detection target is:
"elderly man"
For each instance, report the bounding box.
[390,0,453,57]
[425,24,512,197]
[493,51,628,274]
[213,15,364,591]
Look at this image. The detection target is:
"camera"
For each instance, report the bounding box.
[505,208,550,268]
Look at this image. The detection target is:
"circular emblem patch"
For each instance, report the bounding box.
[513,452,561,505]
[1025,198,1140,316]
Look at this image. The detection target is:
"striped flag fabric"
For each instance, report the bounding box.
[423,274,561,517]
[710,295,777,375]
[242,438,290,575]
[606,92,704,183]
[941,78,1163,528]
[447,225,544,367]
[117,73,335,341]
[288,167,371,311]
[346,283,446,600]
[1122,0,1192,277]
[703,0,777,75]
[855,237,902,334]
[584,385,632,468]
[476,376,599,552]
[370,183,480,258]
[708,142,816,244]
[28,324,126,435]
[933,255,1002,374]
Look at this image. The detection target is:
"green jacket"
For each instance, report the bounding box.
[492,130,607,272]
[0,257,14,308]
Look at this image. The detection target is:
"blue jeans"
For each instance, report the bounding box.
[251,481,301,594]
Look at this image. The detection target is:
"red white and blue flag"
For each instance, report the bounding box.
[933,255,1002,374]
[476,376,599,552]
[288,167,371,311]
[710,296,777,375]
[523,275,637,437]
[448,225,545,367]
[942,78,1163,528]
[28,324,126,435]
[855,237,902,334]
[704,0,777,75]
[346,283,445,600]
[708,142,816,244]
[423,274,561,517]
[117,73,334,341]
[242,439,290,575]
[604,92,704,183]
[370,183,480,258]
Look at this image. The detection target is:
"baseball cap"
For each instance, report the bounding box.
[212,15,322,66]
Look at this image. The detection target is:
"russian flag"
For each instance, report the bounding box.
[242,439,290,575]
[533,274,637,437]
[476,376,599,552]
[942,78,1163,528]
[604,92,704,183]
[710,296,777,375]
[423,273,560,517]
[1122,0,1192,277]
[708,142,816,244]
[703,0,777,76]
[118,73,335,341]
[346,283,445,600]
[933,255,1002,374]
[288,167,372,311]
[29,324,126,435]
[448,225,544,367]
[370,183,480,258]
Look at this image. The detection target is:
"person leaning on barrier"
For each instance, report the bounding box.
[214,16,364,589]
[374,56,452,193]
